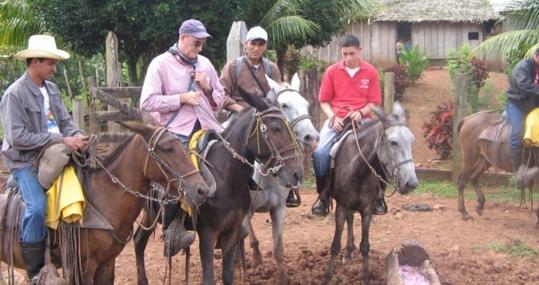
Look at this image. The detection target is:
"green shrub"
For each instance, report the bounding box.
[398,45,429,82]
[298,54,327,74]
[446,44,489,112]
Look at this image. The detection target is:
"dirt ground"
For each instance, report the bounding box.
[114,191,539,285]
[4,69,539,284]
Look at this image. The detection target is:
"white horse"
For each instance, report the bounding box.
[242,74,319,284]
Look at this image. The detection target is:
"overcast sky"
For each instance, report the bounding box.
[489,0,517,12]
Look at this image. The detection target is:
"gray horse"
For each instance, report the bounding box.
[241,74,319,284]
[323,102,418,285]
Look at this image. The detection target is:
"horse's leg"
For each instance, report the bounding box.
[458,158,486,220]
[323,203,346,285]
[220,231,240,285]
[199,229,217,285]
[343,210,356,264]
[536,205,539,228]
[359,207,373,285]
[243,212,263,267]
[134,222,154,285]
[470,160,489,215]
[81,260,99,285]
[93,258,115,285]
[270,206,287,285]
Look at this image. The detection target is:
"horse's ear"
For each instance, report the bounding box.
[370,105,388,125]
[237,86,270,111]
[117,121,153,137]
[392,101,407,124]
[141,111,160,126]
[266,75,281,91]
[291,73,301,91]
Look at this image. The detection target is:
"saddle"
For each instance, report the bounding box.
[329,120,362,168]
[478,114,509,145]
[188,129,220,170]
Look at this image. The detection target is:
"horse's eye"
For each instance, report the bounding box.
[281,103,289,109]
[270,122,282,132]
[159,142,176,153]
[390,140,398,147]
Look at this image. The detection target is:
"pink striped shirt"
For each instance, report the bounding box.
[140,52,224,136]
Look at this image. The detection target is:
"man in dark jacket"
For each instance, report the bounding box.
[506,48,539,177]
[0,35,87,283]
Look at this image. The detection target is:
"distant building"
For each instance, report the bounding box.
[303,0,501,68]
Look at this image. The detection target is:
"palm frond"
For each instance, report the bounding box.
[0,1,44,47]
[503,0,539,30]
[260,0,305,27]
[335,0,380,21]
[472,29,539,57]
[266,15,319,47]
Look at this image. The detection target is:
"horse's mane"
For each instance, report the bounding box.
[222,107,256,138]
[100,134,135,167]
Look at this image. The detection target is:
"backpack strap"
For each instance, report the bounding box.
[234,56,273,79]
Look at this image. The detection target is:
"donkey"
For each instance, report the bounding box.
[0,122,210,284]
[241,74,319,284]
[134,89,304,285]
[322,103,418,285]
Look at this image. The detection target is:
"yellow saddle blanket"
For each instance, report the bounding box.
[45,165,85,230]
[523,108,539,147]
[188,129,207,170]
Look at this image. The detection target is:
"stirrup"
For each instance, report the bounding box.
[311,198,329,216]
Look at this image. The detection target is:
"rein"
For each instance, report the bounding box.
[350,120,413,197]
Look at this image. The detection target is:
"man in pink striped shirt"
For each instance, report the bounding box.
[140,19,224,145]
[139,19,224,252]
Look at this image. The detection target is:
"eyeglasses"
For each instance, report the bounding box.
[188,36,205,48]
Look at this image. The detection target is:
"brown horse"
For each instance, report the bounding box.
[0,121,211,284]
[322,104,418,285]
[134,88,304,285]
[457,111,539,223]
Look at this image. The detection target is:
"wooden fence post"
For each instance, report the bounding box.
[226,21,247,62]
[452,73,468,183]
[88,77,97,166]
[300,70,322,129]
[384,72,395,114]
[106,31,122,132]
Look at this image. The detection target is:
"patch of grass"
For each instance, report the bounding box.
[303,176,315,190]
[486,240,539,260]
[412,179,539,203]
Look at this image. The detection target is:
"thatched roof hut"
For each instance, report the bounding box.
[374,0,499,23]
[303,0,502,68]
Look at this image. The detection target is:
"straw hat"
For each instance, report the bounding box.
[15,35,70,60]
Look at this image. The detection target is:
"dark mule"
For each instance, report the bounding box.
[323,104,418,285]
[457,111,539,223]
[134,90,304,285]
[0,122,210,284]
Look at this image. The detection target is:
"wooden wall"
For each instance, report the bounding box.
[301,20,502,69]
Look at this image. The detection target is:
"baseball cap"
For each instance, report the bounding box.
[179,19,212,38]
[245,26,268,42]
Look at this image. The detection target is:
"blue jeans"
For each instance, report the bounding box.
[312,120,339,177]
[506,102,525,151]
[12,166,46,243]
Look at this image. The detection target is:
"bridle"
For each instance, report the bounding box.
[89,127,199,205]
[351,119,414,197]
[251,107,303,175]
[216,106,302,177]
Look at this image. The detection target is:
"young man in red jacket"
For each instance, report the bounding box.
[311,34,387,216]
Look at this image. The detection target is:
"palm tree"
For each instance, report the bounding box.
[0,0,45,48]
[473,0,539,58]
[258,0,376,78]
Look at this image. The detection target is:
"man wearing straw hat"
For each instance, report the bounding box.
[0,34,87,282]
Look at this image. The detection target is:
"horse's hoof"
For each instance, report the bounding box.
[343,254,353,264]
[475,206,484,216]
[462,213,473,221]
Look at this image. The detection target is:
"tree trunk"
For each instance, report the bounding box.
[276,44,288,82]
[126,56,138,86]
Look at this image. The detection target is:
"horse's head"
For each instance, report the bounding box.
[370,102,418,194]
[118,121,211,207]
[266,74,319,152]
[237,87,304,188]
